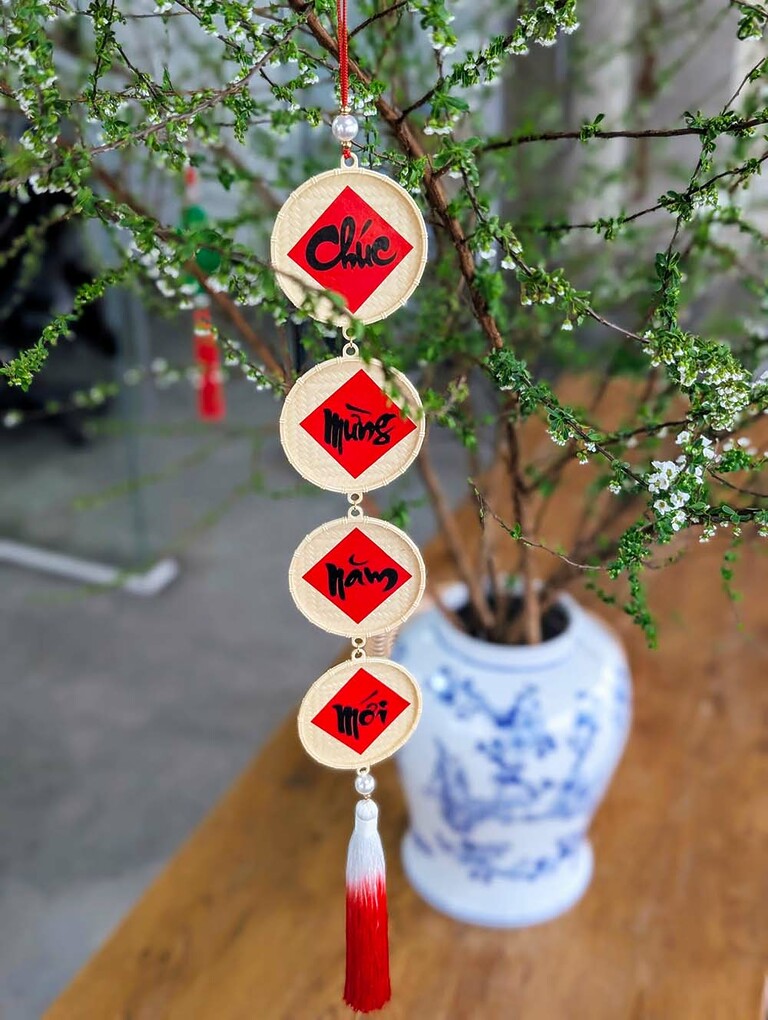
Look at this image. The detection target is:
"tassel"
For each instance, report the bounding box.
[344,798,391,1014]
[193,305,226,422]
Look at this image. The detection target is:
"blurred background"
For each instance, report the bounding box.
[1,0,767,1017]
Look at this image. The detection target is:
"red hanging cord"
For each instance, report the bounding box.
[337,0,349,111]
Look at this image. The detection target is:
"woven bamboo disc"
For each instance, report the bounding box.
[297,657,422,769]
[280,355,424,494]
[270,160,428,326]
[288,516,426,639]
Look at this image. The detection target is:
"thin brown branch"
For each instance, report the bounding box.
[91,165,286,383]
[731,0,767,15]
[350,0,409,38]
[459,168,648,348]
[474,480,504,634]
[473,485,606,572]
[399,79,444,119]
[540,509,653,606]
[533,146,768,235]
[710,474,768,500]
[478,115,768,156]
[505,417,541,644]
[197,275,286,384]
[418,437,495,630]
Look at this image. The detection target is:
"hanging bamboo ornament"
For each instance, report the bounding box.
[289,514,426,639]
[271,159,428,326]
[280,349,424,494]
[273,0,429,1011]
[298,656,422,769]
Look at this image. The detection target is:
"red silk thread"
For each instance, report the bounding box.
[344,876,390,1013]
[337,0,349,110]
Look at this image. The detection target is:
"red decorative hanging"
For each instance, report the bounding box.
[271,0,431,1008]
[193,305,225,422]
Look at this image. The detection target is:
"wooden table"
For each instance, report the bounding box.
[46,534,768,1020]
[47,381,768,1019]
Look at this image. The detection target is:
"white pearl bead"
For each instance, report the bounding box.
[332,113,359,143]
[354,772,376,796]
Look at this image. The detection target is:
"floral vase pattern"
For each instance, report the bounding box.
[392,587,631,927]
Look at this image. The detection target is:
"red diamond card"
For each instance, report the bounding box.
[311,666,411,754]
[287,186,413,313]
[300,368,416,478]
[302,527,411,624]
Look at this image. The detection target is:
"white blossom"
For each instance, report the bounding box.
[700,437,717,461]
[647,460,681,493]
[669,490,690,509]
[670,510,686,531]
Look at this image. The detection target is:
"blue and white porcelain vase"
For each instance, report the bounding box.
[392,585,631,927]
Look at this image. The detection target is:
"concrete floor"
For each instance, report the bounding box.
[0,322,464,1018]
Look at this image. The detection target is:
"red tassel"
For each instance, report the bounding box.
[198,369,225,421]
[193,305,225,422]
[344,799,391,1014]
